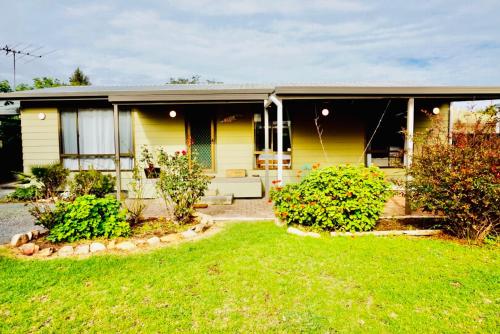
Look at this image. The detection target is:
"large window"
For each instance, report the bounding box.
[253,110,292,169]
[60,108,133,170]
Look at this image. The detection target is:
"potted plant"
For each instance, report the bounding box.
[141,146,160,179]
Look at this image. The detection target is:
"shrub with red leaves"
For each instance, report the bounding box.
[407,111,499,242]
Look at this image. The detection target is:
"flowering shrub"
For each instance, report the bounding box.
[156,149,210,224]
[407,111,499,242]
[271,165,391,231]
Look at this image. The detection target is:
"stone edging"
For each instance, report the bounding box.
[287,226,443,238]
[9,213,216,259]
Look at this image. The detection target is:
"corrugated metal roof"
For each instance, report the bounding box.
[1,84,500,102]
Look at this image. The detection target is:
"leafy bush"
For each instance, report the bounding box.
[155,149,210,224]
[31,163,69,198]
[70,168,115,198]
[407,112,499,242]
[30,195,130,243]
[7,185,40,201]
[270,165,391,231]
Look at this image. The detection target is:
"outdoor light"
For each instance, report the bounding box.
[169,110,177,118]
[321,108,330,116]
[38,112,46,120]
[432,107,440,115]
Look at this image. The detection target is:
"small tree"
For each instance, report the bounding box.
[155,149,210,224]
[69,67,91,86]
[124,166,146,225]
[407,112,499,242]
[31,163,69,199]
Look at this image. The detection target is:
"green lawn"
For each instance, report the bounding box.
[1,222,498,333]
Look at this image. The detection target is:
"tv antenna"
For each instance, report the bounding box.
[1,44,50,88]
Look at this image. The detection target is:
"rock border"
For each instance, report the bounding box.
[287,226,443,238]
[9,212,216,259]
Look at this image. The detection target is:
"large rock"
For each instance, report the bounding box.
[116,241,136,251]
[19,243,39,256]
[135,239,146,246]
[37,247,53,257]
[287,227,321,238]
[193,221,211,233]
[181,230,197,239]
[74,244,90,255]
[89,242,106,253]
[160,234,182,243]
[107,240,116,249]
[147,236,161,246]
[11,233,29,247]
[58,246,74,257]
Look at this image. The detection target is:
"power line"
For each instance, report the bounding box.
[1,44,44,88]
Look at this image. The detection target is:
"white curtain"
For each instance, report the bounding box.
[61,110,79,170]
[78,109,114,170]
[61,109,133,170]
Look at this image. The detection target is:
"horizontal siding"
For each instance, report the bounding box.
[133,108,187,159]
[291,109,365,168]
[21,108,60,173]
[215,106,255,175]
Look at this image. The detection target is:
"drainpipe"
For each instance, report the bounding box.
[113,104,121,200]
[268,94,283,185]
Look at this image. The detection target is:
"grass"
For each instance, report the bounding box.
[1,222,498,333]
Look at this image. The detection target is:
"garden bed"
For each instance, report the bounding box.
[9,212,217,259]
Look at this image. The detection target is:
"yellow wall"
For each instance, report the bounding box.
[290,109,365,169]
[133,107,187,157]
[18,101,450,195]
[20,108,60,173]
[214,105,255,175]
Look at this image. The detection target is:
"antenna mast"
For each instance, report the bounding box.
[1,44,43,88]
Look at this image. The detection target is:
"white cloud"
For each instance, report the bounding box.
[0,0,499,86]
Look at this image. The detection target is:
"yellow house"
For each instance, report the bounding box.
[2,84,500,199]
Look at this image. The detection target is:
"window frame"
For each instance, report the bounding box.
[253,110,293,170]
[58,107,135,171]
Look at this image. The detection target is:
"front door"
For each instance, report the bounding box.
[187,114,215,170]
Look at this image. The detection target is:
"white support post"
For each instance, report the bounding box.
[264,101,270,196]
[404,98,415,215]
[113,104,121,200]
[269,95,283,185]
[404,98,415,167]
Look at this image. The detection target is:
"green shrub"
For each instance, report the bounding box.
[30,195,130,243]
[7,185,40,201]
[31,163,69,198]
[270,165,391,231]
[70,168,116,198]
[407,112,499,242]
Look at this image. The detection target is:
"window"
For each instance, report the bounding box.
[60,108,133,170]
[253,110,292,169]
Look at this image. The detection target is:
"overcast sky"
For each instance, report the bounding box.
[1,0,499,86]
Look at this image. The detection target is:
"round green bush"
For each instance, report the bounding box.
[38,195,130,243]
[270,165,391,231]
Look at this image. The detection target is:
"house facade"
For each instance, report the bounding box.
[2,85,499,198]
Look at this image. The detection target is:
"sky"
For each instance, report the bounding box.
[1,0,500,86]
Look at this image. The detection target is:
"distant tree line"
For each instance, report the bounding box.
[0,67,91,93]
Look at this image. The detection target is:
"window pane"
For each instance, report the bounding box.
[61,110,78,154]
[80,158,114,170]
[62,158,79,170]
[78,109,114,154]
[119,110,132,154]
[120,157,133,169]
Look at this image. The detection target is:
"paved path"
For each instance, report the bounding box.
[0,203,39,245]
